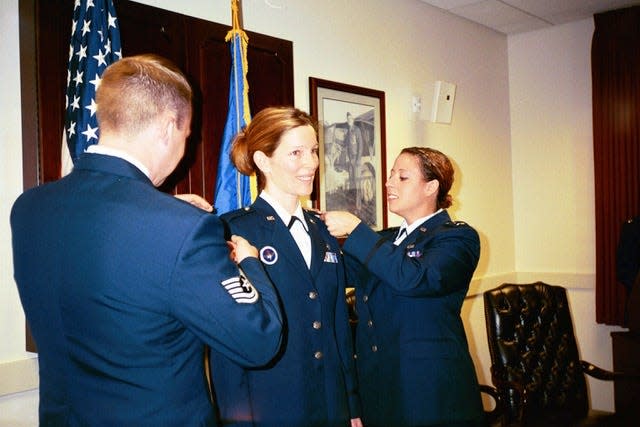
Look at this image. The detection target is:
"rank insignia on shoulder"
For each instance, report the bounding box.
[324,251,339,263]
[445,221,467,227]
[223,207,254,222]
[220,272,259,304]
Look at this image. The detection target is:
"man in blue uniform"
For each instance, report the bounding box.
[10,54,282,426]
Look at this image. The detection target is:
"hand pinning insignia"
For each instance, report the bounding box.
[220,272,259,304]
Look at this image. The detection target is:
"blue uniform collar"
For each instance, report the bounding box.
[72,152,153,186]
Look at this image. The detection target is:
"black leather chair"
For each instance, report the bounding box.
[483,282,637,427]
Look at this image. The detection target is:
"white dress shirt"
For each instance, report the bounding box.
[394,209,443,246]
[260,192,312,268]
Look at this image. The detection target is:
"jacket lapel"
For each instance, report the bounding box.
[252,198,311,279]
[305,212,334,279]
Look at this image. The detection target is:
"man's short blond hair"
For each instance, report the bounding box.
[96,54,192,136]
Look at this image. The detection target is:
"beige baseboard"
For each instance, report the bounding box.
[0,356,39,396]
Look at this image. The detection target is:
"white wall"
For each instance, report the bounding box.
[0,0,621,420]
[508,19,626,411]
[0,0,40,398]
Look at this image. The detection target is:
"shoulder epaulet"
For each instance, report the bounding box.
[444,220,468,228]
[379,226,399,238]
[302,208,322,218]
[220,206,256,223]
[302,208,323,227]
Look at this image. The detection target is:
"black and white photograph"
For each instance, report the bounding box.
[309,77,387,230]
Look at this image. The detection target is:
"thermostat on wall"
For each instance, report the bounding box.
[430,80,456,124]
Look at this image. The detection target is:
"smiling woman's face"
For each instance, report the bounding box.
[385,152,436,223]
[261,124,319,204]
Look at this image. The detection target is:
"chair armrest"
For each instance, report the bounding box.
[490,367,528,426]
[480,384,513,426]
[581,360,640,381]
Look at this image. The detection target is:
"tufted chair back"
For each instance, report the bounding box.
[483,282,589,425]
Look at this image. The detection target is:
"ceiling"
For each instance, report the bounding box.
[419,0,640,34]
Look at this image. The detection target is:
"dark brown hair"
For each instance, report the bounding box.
[230,106,317,190]
[400,146,454,209]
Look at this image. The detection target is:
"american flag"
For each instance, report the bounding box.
[63,0,122,168]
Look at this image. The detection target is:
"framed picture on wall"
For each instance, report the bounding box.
[309,77,387,230]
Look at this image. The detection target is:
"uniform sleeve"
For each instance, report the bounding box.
[169,213,283,367]
[334,253,362,417]
[342,221,479,297]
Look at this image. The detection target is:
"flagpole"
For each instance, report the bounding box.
[230,0,244,209]
[231,0,243,29]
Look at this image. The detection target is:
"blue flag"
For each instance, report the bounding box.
[64,0,122,163]
[213,28,252,215]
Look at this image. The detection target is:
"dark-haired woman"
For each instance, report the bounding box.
[323,147,484,427]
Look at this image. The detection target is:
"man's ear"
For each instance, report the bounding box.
[253,151,270,174]
[159,113,177,146]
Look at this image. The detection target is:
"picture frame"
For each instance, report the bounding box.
[309,77,387,230]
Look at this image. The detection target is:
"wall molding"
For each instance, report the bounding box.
[0,356,38,396]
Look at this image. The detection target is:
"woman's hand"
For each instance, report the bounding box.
[227,235,259,264]
[321,211,362,237]
[174,193,214,212]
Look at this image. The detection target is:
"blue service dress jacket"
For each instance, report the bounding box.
[210,197,360,427]
[10,153,283,427]
[342,210,484,427]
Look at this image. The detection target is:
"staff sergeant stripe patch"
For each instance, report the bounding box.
[221,274,259,304]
